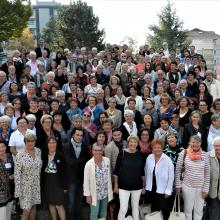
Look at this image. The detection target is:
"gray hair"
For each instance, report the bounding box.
[27,82,36,89]
[26,114,37,122]
[212,137,220,146]
[124,109,134,118]
[211,114,220,121]
[24,132,37,143]
[55,90,65,97]
[47,71,55,78]
[190,135,202,143]
[0,71,6,77]
[0,115,11,124]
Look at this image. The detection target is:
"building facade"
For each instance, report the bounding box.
[28,0,61,43]
[187,28,220,73]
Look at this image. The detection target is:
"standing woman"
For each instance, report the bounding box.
[114,135,145,220]
[42,137,67,220]
[84,143,113,220]
[145,139,174,220]
[14,133,42,220]
[176,135,210,220]
[0,141,14,220]
[183,110,207,150]
[138,128,152,157]
[208,137,220,220]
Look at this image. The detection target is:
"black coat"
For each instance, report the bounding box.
[35,47,50,58]
[183,123,207,151]
[62,141,90,184]
[41,151,68,189]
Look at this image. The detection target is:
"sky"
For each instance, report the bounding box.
[31,0,220,46]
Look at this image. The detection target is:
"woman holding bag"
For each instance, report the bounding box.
[175,135,210,220]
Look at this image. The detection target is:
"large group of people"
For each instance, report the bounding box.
[0,39,220,220]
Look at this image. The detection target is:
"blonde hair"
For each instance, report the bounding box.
[127,135,139,143]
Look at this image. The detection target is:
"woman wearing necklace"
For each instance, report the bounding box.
[41,137,67,220]
[14,133,42,220]
[84,143,113,220]
[183,110,207,151]
[0,141,14,220]
[106,97,122,128]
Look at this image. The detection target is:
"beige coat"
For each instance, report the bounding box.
[83,157,113,206]
[208,150,220,200]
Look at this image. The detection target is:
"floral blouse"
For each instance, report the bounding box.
[95,160,109,200]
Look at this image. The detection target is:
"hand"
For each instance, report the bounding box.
[202,192,208,199]
[113,186,119,194]
[86,196,92,205]
[176,188,181,195]
[164,194,170,198]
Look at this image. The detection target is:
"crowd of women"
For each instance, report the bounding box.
[0,41,220,220]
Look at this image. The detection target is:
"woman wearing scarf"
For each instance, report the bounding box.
[175,135,210,220]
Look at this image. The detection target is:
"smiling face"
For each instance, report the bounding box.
[47,138,57,154]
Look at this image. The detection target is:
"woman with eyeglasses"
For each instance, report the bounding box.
[11,98,23,119]
[9,117,35,157]
[138,128,152,157]
[14,133,42,220]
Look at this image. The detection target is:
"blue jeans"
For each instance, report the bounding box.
[208,198,220,220]
[67,182,83,220]
[90,197,108,220]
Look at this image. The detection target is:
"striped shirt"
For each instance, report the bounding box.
[175,150,210,193]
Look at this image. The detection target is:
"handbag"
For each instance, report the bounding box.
[169,195,185,220]
[139,198,151,220]
[144,211,163,220]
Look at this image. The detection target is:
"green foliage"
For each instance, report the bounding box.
[42,0,105,50]
[147,1,187,51]
[0,0,32,42]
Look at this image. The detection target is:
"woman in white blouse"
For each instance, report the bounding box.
[145,139,174,220]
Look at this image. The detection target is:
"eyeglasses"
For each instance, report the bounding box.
[14,102,21,105]
[83,114,91,117]
[132,77,138,79]
[26,139,35,143]
[121,56,126,58]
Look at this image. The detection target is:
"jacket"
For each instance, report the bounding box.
[41,151,68,189]
[145,153,174,195]
[209,150,220,200]
[62,141,89,184]
[83,157,113,206]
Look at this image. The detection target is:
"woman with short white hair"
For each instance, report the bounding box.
[25,114,37,134]
[120,110,138,140]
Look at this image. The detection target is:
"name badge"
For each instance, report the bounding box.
[5,163,12,169]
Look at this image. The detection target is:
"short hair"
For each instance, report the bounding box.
[211,114,220,121]
[124,109,134,118]
[102,118,113,126]
[112,127,122,133]
[27,82,36,89]
[16,117,28,125]
[212,136,220,146]
[47,71,55,78]
[40,114,53,125]
[151,139,165,149]
[26,114,37,122]
[72,114,82,121]
[190,135,202,143]
[96,129,107,145]
[212,98,220,110]
[0,115,11,124]
[86,95,97,104]
[171,114,180,120]
[28,97,39,104]
[24,133,37,143]
[127,97,136,105]
[71,127,84,137]
[4,104,15,115]
[189,110,201,123]
[55,90,65,97]
[160,93,171,104]
[127,135,139,143]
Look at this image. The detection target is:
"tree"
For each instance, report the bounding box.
[147,1,187,50]
[120,36,138,53]
[57,0,105,50]
[6,27,35,51]
[0,0,32,42]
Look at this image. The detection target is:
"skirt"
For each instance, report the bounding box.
[44,173,65,206]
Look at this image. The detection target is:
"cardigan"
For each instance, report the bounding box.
[83,157,113,206]
[208,150,220,200]
[145,153,174,195]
